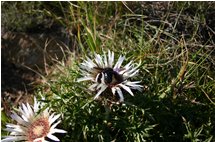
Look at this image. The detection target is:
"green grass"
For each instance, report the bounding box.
[1,1,215,142]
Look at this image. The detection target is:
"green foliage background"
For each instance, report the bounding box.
[1,1,215,142]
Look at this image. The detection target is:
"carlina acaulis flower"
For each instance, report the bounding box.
[77,50,142,102]
[2,97,67,142]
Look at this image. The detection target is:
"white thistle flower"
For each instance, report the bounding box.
[77,50,142,102]
[2,97,67,142]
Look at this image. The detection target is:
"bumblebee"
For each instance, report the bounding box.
[94,67,123,85]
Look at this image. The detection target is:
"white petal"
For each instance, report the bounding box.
[125,65,139,75]
[26,103,34,118]
[43,108,50,118]
[6,123,28,133]
[79,70,89,76]
[128,69,139,77]
[125,81,141,85]
[47,133,60,141]
[108,50,114,67]
[77,76,94,82]
[50,120,61,130]
[96,82,105,90]
[5,127,25,133]
[119,61,133,74]
[81,57,96,69]
[100,73,105,84]
[111,87,117,95]
[10,113,28,126]
[34,98,40,113]
[49,113,55,123]
[95,73,105,84]
[114,56,125,71]
[49,114,60,125]
[123,67,139,79]
[125,81,142,89]
[10,131,23,135]
[6,123,17,128]
[86,57,97,67]
[33,137,44,142]
[127,84,142,89]
[19,107,29,122]
[124,61,133,69]
[1,136,26,142]
[115,87,124,102]
[80,64,91,70]
[21,103,31,118]
[95,73,100,82]
[130,86,143,91]
[51,128,67,134]
[95,54,104,67]
[89,83,98,91]
[118,84,134,96]
[103,51,108,67]
[94,85,107,99]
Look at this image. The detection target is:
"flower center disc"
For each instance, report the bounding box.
[97,68,123,85]
[27,117,50,142]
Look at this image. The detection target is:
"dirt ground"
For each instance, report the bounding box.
[1,31,71,114]
[1,59,39,112]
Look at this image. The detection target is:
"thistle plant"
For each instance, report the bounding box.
[2,98,66,142]
[77,50,142,103]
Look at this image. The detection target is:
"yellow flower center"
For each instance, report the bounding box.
[27,116,50,142]
[33,125,44,136]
